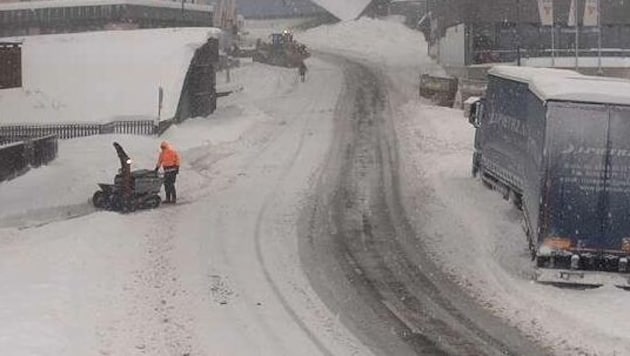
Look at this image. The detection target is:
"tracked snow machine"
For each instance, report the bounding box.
[92,142,163,213]
[252,31,310,68]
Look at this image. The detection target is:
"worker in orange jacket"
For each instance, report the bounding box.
[155,141,181,204]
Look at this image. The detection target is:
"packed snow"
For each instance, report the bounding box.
[0,28,219,125]
[2,14,630,356]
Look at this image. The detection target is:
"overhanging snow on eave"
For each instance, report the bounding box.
[309,0,372,21]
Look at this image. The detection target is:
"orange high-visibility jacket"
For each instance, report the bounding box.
[156,144,181,168]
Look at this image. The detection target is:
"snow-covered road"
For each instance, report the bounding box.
[299,54,546,355]
[4,17,630,356]
[0,56,376,355]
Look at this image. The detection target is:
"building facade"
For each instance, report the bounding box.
[0,0,214,37]
[428,0,630,67]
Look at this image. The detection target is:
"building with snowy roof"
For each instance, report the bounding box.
[0,0,214,37]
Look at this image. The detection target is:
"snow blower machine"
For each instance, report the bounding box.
[92,142,163,213]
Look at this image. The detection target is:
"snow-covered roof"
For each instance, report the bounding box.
[1,28,220,124]
[489,65,630,106]
[488,65,577,84]
[0,0,213,12]
[531,75,630,106]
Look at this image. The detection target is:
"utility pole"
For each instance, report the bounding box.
[181,0,185,24]
[516,0,521,66]
[575,7,579,71]
[597,0,603,74]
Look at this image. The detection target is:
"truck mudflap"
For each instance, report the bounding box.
[536,268,630,290]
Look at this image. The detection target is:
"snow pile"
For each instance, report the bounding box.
[0,28,220,124]
[297,17,432,68]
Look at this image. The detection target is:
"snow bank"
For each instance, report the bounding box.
[0,28,220,124]
[298,17,433,68]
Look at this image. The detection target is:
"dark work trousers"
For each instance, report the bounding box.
[164,171,177,202]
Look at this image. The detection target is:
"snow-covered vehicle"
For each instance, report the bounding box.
[468,66,630,288]
[92,143,163,213]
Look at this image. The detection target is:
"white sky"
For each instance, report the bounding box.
[309,0,372,21]
[1,17,630,356]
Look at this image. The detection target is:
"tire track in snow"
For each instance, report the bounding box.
[301,54,548,355]
[251,86,336,356]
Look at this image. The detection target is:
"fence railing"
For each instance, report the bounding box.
[0,120,157,142]
[472,48,630,65]
[0,134,58,183]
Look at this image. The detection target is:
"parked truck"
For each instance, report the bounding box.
[468,66,630,288]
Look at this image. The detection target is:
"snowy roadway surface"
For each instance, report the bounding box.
[2,18,630,356]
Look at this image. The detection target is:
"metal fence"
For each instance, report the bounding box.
[0,120,156,142]
[0,134,58,183]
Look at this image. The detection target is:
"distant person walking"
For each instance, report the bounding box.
[298,61,308,82]
[155,141,181,204]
